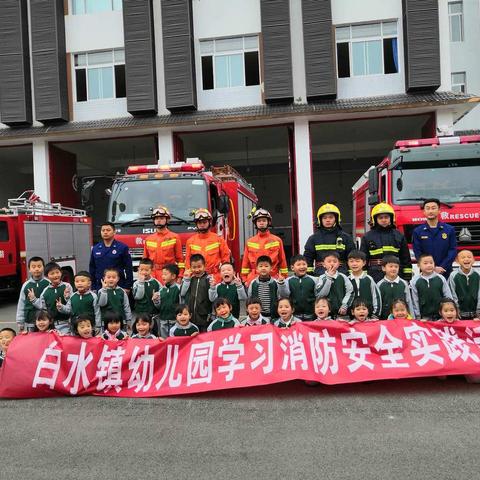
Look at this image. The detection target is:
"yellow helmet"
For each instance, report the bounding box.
[316,203,341,225]
[371,202,395,225]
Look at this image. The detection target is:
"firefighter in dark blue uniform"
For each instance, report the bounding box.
[360,203,413,283]
[303,203,355,276]
[89,222,134,291]
[412,198,457,278]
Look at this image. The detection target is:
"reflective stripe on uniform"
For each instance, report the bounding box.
[369,246,400,255]
[265,241,280,249]
[178,263,185,268]
[146,241,157,248]
[241,268,250,274]
[247,242,260,249]
[315,244,346,251]
[190,244,202,251]
[161,239,177,247]
[280,268,289,274]
[403,267,413,272]
[307,267,314,272]
[205,242,220,251]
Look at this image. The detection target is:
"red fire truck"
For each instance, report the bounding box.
[0,191,92,291]
[105,159,258,269]
[352,135,480,266]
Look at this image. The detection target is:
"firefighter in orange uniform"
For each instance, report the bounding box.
[143,205,184,281]
[241,208,288,285]
[184,209,231,282]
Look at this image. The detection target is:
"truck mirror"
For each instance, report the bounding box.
[368,168,378,194]
[218,195,230,215]
[80,179,96,206]
[368,193,379,205]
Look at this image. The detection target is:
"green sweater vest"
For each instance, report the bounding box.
[287,275,316,317]
[451,271,479,313]
[100,288,126,321]
[134,278,161,314]
[216,283,242,318]
[23,278,50,324]
[41,283,70,322]
[70,292,96,318]
[379,281,409,319]
[415,276,445,319]
[158,283,180,320]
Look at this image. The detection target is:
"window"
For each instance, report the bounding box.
[200,36,260,90]
[336,21,399,78]
[74,49,126,102]
[72,0,122,15]
[448,2,464,42]
[451,72,466,93]
[0,221,8,242]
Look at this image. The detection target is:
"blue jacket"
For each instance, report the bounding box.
[412,222,457,276]
[89,240,134,291]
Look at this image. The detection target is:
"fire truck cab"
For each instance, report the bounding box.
[352,135,480,266]
[107,159,258,269]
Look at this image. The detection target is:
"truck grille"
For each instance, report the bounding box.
[130,247,144,259]
[452,223,480,245]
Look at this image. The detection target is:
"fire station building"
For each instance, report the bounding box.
[0,0,479,257]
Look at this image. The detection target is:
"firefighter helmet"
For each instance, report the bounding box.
[151,205,171,219]
[371,202,395,225]
[316,203,341,225]
[193,208,213,223]
[251,208,272,226]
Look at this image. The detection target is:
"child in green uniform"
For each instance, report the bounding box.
[247,256,289,320]
[377,256,414,320]
[285,254,318,321]
[209,262,247,319]
[131,313,157,339]
[181,254,212,332]
[33,262,72,334]
[347,250,382,319]
[448,250,480,320]
[16,256,49,333]
[32,310,55,333]
[72,315,94,339]
[132,258,162,330]
[156,264,181,338]
[349,298,374,324]
[208,297,241,331]
[313,297,332,321]
[59,271,101,330]
[410,254,452,320]
[274,297,302,328]
[98,268,132,331]
[101,311,128,340]
[242,297,270,326]
[315,251,354,319]
[387,299,413,320]
[0,328,16,367]
[169,304,200,337]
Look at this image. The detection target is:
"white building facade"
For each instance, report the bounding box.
[0,0,478,256]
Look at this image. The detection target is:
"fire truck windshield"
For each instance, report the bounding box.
[392,161,480,205]
[109,178,208,225]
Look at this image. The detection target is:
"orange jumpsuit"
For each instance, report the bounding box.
[241,231,288,285]
[185,232,231,282]
[143,228,184,281]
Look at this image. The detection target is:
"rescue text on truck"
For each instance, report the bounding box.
[352,135,480,264]
[106,159,257,269]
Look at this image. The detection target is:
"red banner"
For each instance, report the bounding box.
[2,320,480,398]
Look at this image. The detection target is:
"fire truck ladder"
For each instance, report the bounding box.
[210,165,254,190]
[4,191,87,217]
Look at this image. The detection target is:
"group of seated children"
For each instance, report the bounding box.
[7,248,479,355]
